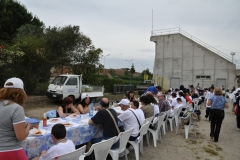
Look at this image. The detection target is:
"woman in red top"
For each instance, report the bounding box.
[186,92,192,104]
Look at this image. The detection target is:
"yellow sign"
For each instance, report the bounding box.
[155,76,169,91]
[144,74,149,80]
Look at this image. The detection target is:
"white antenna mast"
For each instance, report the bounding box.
[152,9,154,36]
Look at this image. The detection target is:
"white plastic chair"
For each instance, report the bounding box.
[193,99,200,110]
[142,116,154,146]
[79,136,116,160]
[142,116,154,125]
[175,106,183,134]
[108,128,134,160]
[52,145,86,160]
[161,110,170,134]
[175,106,183,127]
[167,107,178,131]
[148,114,165,147]
[180,112,196,139]
[127,122,150,160]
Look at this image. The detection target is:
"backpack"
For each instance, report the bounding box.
[192,112,201,122]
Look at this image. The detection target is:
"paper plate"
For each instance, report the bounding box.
[69,114,79,118]
[61,122,72,127]
[49,118,60,123]
[30,129,46,136]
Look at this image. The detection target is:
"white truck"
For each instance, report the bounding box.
[46,74,104,101]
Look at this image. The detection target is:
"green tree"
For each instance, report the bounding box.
[44,25,81,73]
[141,68,153,79]
[109,68,116,76]
[97,64,104,74]
[13,35,50,93]
[0,0,43,42]
[0,43,25,86]
[130,63,135,76]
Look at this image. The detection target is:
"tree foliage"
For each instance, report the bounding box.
[130,63,135,76]
[0,0,43,42]
[109,68,116,76]
[0,2,104,93]
[141,68,153,79]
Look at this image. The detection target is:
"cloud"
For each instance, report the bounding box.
[18,0,240,71]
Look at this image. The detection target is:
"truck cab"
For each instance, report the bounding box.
[46,74,104,101]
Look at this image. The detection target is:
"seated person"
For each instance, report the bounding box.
[169,98,183,117]
[32,124,75,160]
[126,90,138,102]
[157,93,171,113]
[130,101,145,125]
[185,92,192,104]
[56,97,79,117]
[88,98,119,149]
[145,93,159,117]
[139,96,154,119]
[77,93,90,114]
[118,99,140,142]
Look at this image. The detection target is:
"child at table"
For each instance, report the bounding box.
[32,124,75,160]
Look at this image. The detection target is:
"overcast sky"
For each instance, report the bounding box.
[19,0,240,72]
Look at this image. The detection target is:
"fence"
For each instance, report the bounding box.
[113,84,135,94]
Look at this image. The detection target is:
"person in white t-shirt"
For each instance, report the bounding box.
[130,101,145,125]
[169,98,183,117]
[204,86,214,121]
[170,93,178,109]
[32,124,75,160]
[118,99,140,141]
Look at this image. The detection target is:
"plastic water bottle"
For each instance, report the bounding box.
[89,101,94,118]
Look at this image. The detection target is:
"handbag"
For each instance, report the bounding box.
[106,109,120,134]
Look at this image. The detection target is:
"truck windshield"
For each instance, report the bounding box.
[51,76,68,85]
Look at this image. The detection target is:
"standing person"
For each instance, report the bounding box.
[145,85,162,95]
[56,97,79,117]
[204,86,214,121]
[207,87,229,142]
[32,124,75,160]
[157,93,170,113]
[77,93,90,114]
[0,78,33,160]
[233,91,240,130]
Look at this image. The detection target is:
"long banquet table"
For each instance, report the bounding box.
[22,114,101,159]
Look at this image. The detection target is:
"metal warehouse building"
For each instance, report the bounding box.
[150,28,237,90]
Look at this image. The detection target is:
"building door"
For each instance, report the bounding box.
[170,78,180,89]
[216,78,226,88]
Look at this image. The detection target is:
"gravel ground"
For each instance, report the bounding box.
[24,96,239,160]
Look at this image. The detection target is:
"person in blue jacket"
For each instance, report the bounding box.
[145,86,162,95]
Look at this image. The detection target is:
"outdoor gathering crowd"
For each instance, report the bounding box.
[0,77,239,160]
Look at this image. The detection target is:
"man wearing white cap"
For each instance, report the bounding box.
[118,99,140,142]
